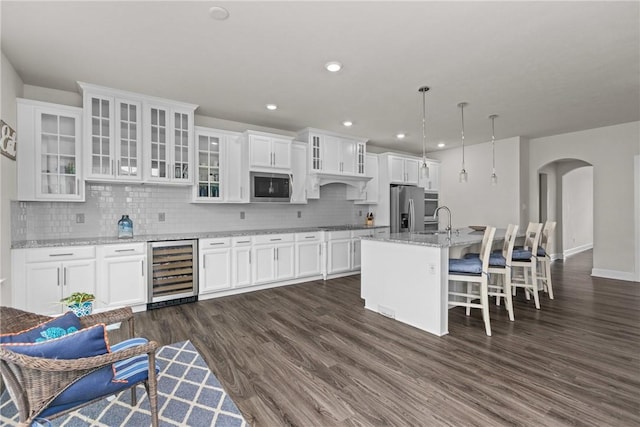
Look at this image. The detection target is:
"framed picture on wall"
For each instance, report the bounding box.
[1,119,17,160]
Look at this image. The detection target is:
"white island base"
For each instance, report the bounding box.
[361,239,449,336]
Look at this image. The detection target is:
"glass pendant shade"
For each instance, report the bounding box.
[419,86,430,180]
[489,114,498,186]
[458,102,468,183]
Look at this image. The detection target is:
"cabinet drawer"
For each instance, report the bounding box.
[200,237,231,249]
[232,236,253,246]
[26,246,96,263]
[253,233,294,245]
[295,232,322,242]
[101,242,146,257]
[326,230,351,240]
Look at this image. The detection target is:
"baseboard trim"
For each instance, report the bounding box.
[591,268,638,282]
[563,243,593,259]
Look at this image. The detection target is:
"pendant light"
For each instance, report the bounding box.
[489,114,498,185]
[419,86,430,179]
[458,102,468,183]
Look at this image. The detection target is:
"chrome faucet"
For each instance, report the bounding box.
[434,205,452,238]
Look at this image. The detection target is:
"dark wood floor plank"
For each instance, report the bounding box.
[134,250,640,426]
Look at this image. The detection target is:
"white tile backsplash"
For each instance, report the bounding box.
[12,182,368,241]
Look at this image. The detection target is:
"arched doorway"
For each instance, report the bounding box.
[538,159,594,262]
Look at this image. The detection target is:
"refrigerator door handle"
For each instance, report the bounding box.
[408,199,414,232]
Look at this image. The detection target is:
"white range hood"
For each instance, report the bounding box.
[308,172,372,192]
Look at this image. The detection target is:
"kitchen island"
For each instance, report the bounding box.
[360,228,505,337]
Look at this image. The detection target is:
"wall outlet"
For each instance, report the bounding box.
[158,212,165,222]
[240,211,245,219]
[75,213,84,224]
[297,211,302,218]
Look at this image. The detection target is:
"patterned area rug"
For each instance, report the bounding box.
[0,340,248,427]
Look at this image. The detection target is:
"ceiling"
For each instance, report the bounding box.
[2,1,639,154]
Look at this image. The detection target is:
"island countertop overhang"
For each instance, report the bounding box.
[361,227,508,248]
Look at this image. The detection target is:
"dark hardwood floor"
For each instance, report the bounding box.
[134,251,640,426]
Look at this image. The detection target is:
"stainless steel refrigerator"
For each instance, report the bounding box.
[390,185,425,233]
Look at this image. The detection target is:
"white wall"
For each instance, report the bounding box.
[429,136,522,229]
[529,121,640,281]
[0,51,24,306]
[562,166,594,257]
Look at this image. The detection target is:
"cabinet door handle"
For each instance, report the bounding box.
[203,256,206,269]
[276,248,279,260]
[57,267,60,286]
[305,236,315,239]
[141,260,145,276]
[117,160,121,176]
[270,238,282,241]
[209,242,224,246]
[111,160,114,175]
[63,267,67,286]
[49,253,74,257]
[115,248,135,253]
[249,251,251,264]
[240,186,243,199]
[237,240,250,244]
[76,179,79,195]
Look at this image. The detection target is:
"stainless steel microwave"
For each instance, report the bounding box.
[250,172,291,202]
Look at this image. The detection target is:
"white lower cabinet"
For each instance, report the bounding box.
[295,232,323,278]
[199,238,232,294]
[326,231,352,275]
[252,234,294,285]
[12,246,97,315]
[232,237,253,287]
[351,229,375,271]
[98,243,146,310]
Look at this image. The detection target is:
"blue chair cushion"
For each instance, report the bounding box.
[463,252,507,267]
[537,247,547,257]
[449,258,482,274]
[40,337,159,419]
[1,324,108,359]
[0,311,81,344]
[512,248,533,261]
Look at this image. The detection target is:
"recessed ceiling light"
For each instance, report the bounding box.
[325,61,342,72]
[438,142,446,148]
[209,6,229,20]
[396,133,406,139]
[342,120,353,127]
[266,104,278,110]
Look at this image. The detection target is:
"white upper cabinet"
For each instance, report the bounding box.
[193,127,248,203]
[297,128,368,177]
[246,130,292,172]
[349,153,379,204]
[80,83,143,182]
[144,104,194,184]
[388,155,420,185]
[17,99,84,202]
[290,142,308,204]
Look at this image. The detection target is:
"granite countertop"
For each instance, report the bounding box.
[362,227,507,248]
[12,224,388,249]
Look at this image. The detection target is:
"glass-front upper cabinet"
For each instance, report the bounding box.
[17,99,85,202]
[145,104,194,184]
[80,83,142,182]
[194,129,223,201]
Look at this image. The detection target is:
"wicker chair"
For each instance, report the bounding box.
[0,306,159,427]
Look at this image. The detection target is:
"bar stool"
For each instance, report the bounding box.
[487,224,519,321]
[537,221,557,299]
[511,222,543,309]
[448,226,496,336]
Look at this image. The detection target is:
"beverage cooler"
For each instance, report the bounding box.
[147,240,198,309]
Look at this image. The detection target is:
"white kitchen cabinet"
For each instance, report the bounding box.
[349,153,379,204]
[98,242,146,310]
[252,234,295,285]
[199,237,232,294]
[326,231,352,275]
[290,142,308,204]
[225,135,249,203]
[351,229,374,271]
[246,131,292,171]
[297,128,368,177]
[12,246,96,315]
[389,155,420,185]
[17,99,84,202]
[232,237,253,287]
[144,103,196,184]
[418,160,440,192]
[295,232,323,278]
[194,128,245,202]
[79,83,142,182]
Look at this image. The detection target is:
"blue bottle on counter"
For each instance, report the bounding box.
[118,215,133,239]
